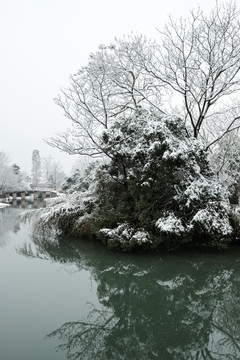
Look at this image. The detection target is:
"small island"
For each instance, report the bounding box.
[30,2,240,252]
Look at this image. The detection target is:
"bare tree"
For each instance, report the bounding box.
[42,155,66,189]
[47,35,163,156]
[48,2,240,157]
[142,1,240,146]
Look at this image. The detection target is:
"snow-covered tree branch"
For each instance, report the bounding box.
[145,1,240,144]
[48,2,240,156]
[47,35,163,156]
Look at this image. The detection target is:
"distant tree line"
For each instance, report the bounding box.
[0,151,29,194]
[0,150,66,195]
[31,149,65,189]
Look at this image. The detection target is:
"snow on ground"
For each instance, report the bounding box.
[0,202,10,208]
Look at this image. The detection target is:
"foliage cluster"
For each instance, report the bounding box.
[92,109,232,251]
[28,193,95,240]
[33,109,237,252]
[62,162,98,193]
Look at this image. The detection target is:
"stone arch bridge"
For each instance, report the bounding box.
[0,189,57,200]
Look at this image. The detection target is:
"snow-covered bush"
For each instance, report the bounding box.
[100,223,151,252]
[210,133,240,204]
[94,108,233,250]
[23,192,96,240]
[62,162,100,193]
[30,108,236,251]
[156,213,185,236]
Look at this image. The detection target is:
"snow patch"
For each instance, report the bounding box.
[156,213,185,235]
[0,202,10,208]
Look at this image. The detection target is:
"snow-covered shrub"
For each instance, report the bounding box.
[210,133,240,204]
[228,206,240,242]
[94,108,233,250]
[62,162,100,193]
[156,213,185,235]
[99,223,151,251]
[29,108,236,251]
[24,192,96,240]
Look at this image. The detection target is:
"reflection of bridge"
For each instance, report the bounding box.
[0,190,57,200]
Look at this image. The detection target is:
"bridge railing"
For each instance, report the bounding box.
[0,190,57,200]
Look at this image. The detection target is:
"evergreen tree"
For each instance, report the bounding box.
[94,109,232,251]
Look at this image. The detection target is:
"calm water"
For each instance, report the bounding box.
[1,204,240,360]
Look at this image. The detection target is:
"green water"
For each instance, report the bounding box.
[1,205,240,360]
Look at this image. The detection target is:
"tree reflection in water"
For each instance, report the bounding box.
[0,206,21,246]
[19,235,240,360]
[0,200,46,247]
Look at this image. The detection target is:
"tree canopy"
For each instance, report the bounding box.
[48,1,240,156]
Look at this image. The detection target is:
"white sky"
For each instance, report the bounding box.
[0,0,217,175]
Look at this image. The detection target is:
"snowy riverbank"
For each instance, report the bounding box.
[0,202,10,208]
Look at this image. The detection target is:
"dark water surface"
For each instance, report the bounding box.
[1,204,240,360]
